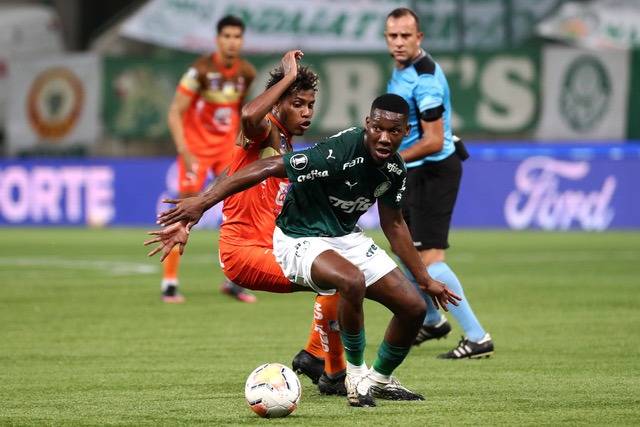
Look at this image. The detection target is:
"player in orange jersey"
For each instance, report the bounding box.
[147,50,347,395]
[163,15,257,304]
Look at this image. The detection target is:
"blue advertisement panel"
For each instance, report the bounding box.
[455,156,638,230]
[0,158,221,227]
[1,144,639,229]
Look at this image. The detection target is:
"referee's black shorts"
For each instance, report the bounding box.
[401,152,462,250]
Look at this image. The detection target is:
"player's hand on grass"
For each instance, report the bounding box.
[156,196,205,229]
[144,221,190,261]
[282,50,303,78]
[419,276,462,312]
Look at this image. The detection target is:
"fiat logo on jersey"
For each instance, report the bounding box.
[290,154,308,170]
[27,67,84,140]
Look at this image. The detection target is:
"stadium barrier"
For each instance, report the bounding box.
[1,144,639,230]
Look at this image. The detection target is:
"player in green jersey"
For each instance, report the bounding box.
[146,94,461,407]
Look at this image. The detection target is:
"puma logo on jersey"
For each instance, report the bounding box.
[344,180,358,189]
[326,149,335,160]
[328,196,373,213]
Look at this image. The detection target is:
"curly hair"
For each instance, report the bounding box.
[265,65,319,100]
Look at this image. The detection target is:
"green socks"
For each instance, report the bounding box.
[341,332,412,376]
[372,340,411,376]
[340,329,366,366]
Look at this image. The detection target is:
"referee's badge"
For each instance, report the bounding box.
[374,181,392,197]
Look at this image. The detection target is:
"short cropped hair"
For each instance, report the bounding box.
[217,15,245,34]
[265,66,319,100]
[371,93,409,116]
[386,7,420,32]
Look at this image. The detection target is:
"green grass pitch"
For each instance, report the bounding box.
[1,228,639,425]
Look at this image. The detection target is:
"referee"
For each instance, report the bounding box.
[384,7,494,359]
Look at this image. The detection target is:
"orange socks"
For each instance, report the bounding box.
[162,246,181,284]
[304,293,345,377]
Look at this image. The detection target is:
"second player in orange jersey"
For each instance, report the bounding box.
[162,15,256,303]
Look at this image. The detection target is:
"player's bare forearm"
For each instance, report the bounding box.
[167,92,192,155]
[400,118,444,163]
[379,204,430,283]
[241,50,303,139]
[378,203,462,310]
[200,156,286,208]
[241,75,294,129]
[400,136,442,163]
[157,156,287,226]
[167,112,186,153]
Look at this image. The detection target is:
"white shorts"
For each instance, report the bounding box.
[272,226,398,295]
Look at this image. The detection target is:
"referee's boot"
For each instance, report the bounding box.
[438,333,494,359]
[413,316,451,346]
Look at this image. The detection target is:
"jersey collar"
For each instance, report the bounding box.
[267,112,293,149]
[212,52,240,79]
[399,48,426,69]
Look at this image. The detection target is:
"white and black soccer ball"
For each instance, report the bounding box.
[245,363,301,418]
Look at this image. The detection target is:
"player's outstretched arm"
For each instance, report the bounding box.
[241,50,303,141]
[378,202,462,310]
[144,221,190,261]
[157,155,287,227]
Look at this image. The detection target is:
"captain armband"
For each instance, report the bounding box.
[420,105,445,122]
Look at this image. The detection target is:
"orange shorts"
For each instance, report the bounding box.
[219,241,293,293]
[177,152,233,194]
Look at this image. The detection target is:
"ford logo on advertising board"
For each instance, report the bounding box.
[504,156,616,231]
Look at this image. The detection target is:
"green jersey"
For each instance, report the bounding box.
[277,127,407,238]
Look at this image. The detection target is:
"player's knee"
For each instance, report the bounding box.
[407,297,427,326]
[336,272,366,303]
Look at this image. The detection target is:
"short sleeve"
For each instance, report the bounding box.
[177,67,200,96]
[414,74,444,117]
[378,162,407,209]
[282,144,336,184]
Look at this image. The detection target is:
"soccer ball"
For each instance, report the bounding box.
[245,363,301,418]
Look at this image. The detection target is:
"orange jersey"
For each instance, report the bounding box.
[177,52,255,158]
[220,115,291,248]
